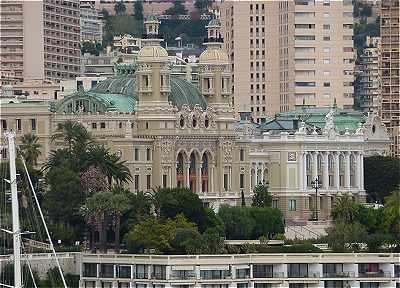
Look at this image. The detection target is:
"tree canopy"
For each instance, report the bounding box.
[134,0,143,20]
[164,0,187,16]
[364,156,400,203]
[252,184,272,207]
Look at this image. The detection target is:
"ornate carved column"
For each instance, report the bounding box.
[334,152,340,190]
[323,152,329,189]
[313,152,318,181]
[345,152,351,189]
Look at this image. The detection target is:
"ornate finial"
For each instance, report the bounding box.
[323,108,335,135]
[356,122,364,135]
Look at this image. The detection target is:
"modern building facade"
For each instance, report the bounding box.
[80,253,400,288]
[80,2,103,43]
[355,37,381,112]
[380,0,400,157]
[0,0,81,83]
[221,0,355,122]
[0,18,391,221]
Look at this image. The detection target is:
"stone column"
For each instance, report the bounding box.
[185,162,190,189]
[334,152,340,190]
[209,163,215,193]
[261,163,265,184]
[197,161,202,193]
[299,152,304,191]
[323,152,329,190]
[360,153,364,190]
[303,152,307,190]
[355,152,361,189]
[313,152,318,182]
[345,152,351,189]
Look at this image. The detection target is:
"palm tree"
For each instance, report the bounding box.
[85,145,132,186]
[83,191,128,253]
[51,121,91,151]
[19,133,41,166]
[42,149,74,171]
[331,195,358,223]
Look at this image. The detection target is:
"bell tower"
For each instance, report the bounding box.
[198,19,232,108]
[136,15,171,108]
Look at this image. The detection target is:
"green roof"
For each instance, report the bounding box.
[281,107,365,131]
[55,74,206,113]
[261,107,366,133]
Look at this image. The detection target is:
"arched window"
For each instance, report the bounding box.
[192,115,197,128]
[180,115,185,128]
[204,115,209,128]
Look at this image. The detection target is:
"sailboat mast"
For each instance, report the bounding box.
[6,132,22,288]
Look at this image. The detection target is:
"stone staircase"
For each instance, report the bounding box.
[284,220,332,240]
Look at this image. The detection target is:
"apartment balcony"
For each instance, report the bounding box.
[287,272,320,278]
[323,272,355,278]
[169,273,196,281]
[253,272,285,278]
[151,273,166,280]
[358,271,392,278]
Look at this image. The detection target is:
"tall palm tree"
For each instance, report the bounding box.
[42,149,74,171]
[331,195,358,223]
[19,133,41,166]
[85,145,132,186]
[51,121,91,151]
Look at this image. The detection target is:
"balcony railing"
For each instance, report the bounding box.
[323,272,355,278]
[358,271,392,278]
[288,272,320,278]
[253,272,285,278]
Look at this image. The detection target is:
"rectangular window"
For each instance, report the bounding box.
[288,199,297,211]
[134,148,139,161]
[91,80,97,88]
[323,36,331,41]
[240,174,244,189]
[240,148,244,161]
[324,82,331,87]
[146,175,151,190]
[163,174,167,188]
[16,119,21,131]
[1,120,7,130]
[272,199,278,209]
[100,122,105,129]
[295,82,316,87]
[31,119,36,131]
[91,123,97,129]
[134,175,139,191]
[323,24,331,30]
[77,80,83,91]
[323,59,331,64]
[146,148,151,161]
[224,173,228,191]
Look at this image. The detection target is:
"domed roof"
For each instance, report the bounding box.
[199,48,229,63]
[55,74,207,112]
[137,45,169,62]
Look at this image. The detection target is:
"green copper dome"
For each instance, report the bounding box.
[55,75,206,113]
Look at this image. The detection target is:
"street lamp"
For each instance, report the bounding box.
[311,178,321,221]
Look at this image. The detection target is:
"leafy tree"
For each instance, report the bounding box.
[42,149,75,171]
[365,233,394,252]
[152,188,212,232]
[114,0,126,16]
[249,207,284,239]
[331,195,359,223]
[218,206,255,239]
[124,214,197,254]
[252,184,272,207]
[364,156,400,203]
[19,133,41,166]
[39,267,80,288]
[165,0,187,16]
[134,0,143,20]
[355,205,385,234]
[326,221,367,252]
[80,166,109,195]
[194,0,212,13]
[383,189,400,238]
[44,166,83,224]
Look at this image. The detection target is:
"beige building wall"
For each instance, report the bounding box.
[221,0,355,122]
[380,0,400,157]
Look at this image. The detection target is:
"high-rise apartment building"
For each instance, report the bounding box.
[380,0,400,157]
[80,2,103,43]
[0,0,81,83]
[221,0,355,122]
[355,36,381,112]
